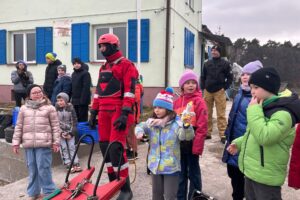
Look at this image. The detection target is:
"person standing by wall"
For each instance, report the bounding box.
[50,64,72,105]
[71,58,91,122]
[11,60,34,107]
[201,45,233,143]
[43,52,62,99]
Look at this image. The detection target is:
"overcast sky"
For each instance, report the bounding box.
[202,0,300,45]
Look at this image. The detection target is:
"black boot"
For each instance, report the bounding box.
[116,177,133,200]
[108,172,116,182]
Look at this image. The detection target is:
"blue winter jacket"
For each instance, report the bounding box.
[51,75,72,105]
[135,116,194,175]
[222,87,251,167]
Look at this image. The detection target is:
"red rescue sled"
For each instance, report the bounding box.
[49,134,126,200]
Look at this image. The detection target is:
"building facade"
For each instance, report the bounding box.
[0,0,202,105]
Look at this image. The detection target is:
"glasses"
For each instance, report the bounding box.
[31,91,43,95]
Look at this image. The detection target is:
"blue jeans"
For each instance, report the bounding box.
[25,148,56,197]
[177,153,202,200]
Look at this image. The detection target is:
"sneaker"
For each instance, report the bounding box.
[205,135,212,140]
[66,164,76,173]
[28,194,43,200]
[74,163,82,173]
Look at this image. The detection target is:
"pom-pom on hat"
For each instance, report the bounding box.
[153,87,174,111]
[179,69,199,88]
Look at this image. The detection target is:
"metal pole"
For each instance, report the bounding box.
[165,0,171,87]
[137,0,141,70]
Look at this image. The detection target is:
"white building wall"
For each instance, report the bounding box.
[0,0,202,89]
[168,0,202,87]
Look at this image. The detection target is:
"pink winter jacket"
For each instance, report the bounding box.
[174,90,208,155]
[12,98,61,148]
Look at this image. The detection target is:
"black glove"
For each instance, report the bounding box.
[89,110,98,129]
[113,110,130,131]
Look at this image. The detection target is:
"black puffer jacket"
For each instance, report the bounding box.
[201,57,233,93]
[71,67,91,105]
[43,59,62,98]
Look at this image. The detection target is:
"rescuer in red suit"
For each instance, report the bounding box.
[89,33,138,200]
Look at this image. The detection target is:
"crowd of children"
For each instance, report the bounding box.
[9,42,300,200]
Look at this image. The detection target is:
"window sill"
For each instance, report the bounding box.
[7,62,38,66]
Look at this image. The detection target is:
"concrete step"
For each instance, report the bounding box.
[0,139,99,183]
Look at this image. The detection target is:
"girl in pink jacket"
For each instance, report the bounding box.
[174,70,208,200]
[12,84,60,200]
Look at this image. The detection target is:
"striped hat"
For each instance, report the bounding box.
[153,87,174,111]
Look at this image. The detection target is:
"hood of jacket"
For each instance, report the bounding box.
[25,98,51,109]
[264,91,300,126]
[16,60,28,71]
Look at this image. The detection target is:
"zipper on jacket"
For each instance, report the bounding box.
[33,110,36,147]
[157,128,162,173]
[242,130,251,173]
[260,146,265,167]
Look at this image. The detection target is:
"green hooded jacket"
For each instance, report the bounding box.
[233,93,298,186]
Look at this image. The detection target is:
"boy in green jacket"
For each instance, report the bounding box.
[227,67,300,200]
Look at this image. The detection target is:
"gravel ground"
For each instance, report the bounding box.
[0,102,299,199]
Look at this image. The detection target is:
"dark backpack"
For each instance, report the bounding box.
[0,115,12,138]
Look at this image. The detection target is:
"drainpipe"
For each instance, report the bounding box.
[164,0,171,87]
[137,0,141,70]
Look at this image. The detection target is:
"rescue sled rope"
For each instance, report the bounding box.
[129,151,137,184]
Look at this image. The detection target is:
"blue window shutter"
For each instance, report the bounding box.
[0,30,7,64]
[184,28,188,66]
[72,23,90,62]
[184,28,194,68]
[128,19,137,62]
[80,23,89,62]
[141,19,149,62]
[190,31,194,67]
[36,27,53,64]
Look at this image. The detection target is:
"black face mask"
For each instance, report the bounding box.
[99,43,118,57]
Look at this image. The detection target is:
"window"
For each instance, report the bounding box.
[184,28,194,68]
[12,32,36,62]
[94,25,126,61]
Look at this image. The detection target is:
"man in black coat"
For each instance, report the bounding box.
[43,52,62,99]
[71,58,92,122]
[201,45,233,143]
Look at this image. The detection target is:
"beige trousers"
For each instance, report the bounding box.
[204,89,227,138]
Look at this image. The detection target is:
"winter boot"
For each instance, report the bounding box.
[116,177,133,200]
[108,172,116,182]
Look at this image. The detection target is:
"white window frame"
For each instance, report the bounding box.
[11,30,36,63]
[93,23,127,62]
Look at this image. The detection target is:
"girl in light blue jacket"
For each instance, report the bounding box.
[135,87,194,200]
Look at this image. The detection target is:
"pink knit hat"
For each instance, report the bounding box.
[179,69,199,87]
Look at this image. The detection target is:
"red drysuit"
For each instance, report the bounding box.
[91,50,138,178]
